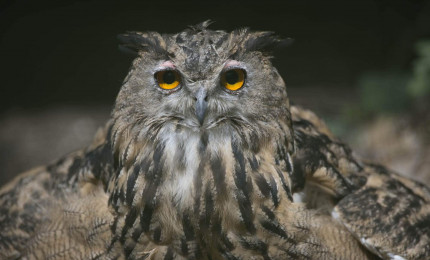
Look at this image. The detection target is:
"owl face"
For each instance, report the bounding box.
[113,24,292,149]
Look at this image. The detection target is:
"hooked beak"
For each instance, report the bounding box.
[195,88,208,125]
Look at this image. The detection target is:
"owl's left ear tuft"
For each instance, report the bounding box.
[117,31,168,57]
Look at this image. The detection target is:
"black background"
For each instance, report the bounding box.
[1,0,429,113]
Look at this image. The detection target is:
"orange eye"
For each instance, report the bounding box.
[221,69,246,91]
[155,70,181,90]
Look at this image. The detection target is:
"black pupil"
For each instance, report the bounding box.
[225,70,239,84]
[163,71,176,84]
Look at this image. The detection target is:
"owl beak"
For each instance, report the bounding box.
[195,88,208,125]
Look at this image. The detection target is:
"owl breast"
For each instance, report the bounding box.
[108,115,297,258]
[159,126,202,210]
[156,122,248,218]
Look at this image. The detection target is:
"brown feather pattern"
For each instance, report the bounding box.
[0,23,428,260]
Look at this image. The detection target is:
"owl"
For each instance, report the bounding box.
[0,21,429,260]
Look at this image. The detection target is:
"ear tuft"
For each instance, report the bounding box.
[244,31,293,53]
[188,20,214,31]
[117,31,168,57]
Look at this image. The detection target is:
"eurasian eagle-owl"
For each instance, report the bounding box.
[0,22,429,260]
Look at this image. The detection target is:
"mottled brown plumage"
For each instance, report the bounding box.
[1,22,429,260]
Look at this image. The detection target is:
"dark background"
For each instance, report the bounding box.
[1,0,429,112]
[1,0,430,184]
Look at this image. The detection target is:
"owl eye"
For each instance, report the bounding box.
[221,69,246,91]
[155,70,181,90]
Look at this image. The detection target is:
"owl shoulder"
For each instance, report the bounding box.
[0,122,114,259]
[291,105,430,259]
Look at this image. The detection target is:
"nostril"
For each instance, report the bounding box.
[204,96,208,102]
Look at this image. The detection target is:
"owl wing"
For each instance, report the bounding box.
[291,106,430,259]
[0,124,116,260]
[333,167,430,259]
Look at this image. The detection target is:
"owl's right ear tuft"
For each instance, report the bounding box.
[244,31,293,54]
[188,20,214,32]
[117,31,168,58]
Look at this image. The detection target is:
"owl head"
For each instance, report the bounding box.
[112,22,294,159]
